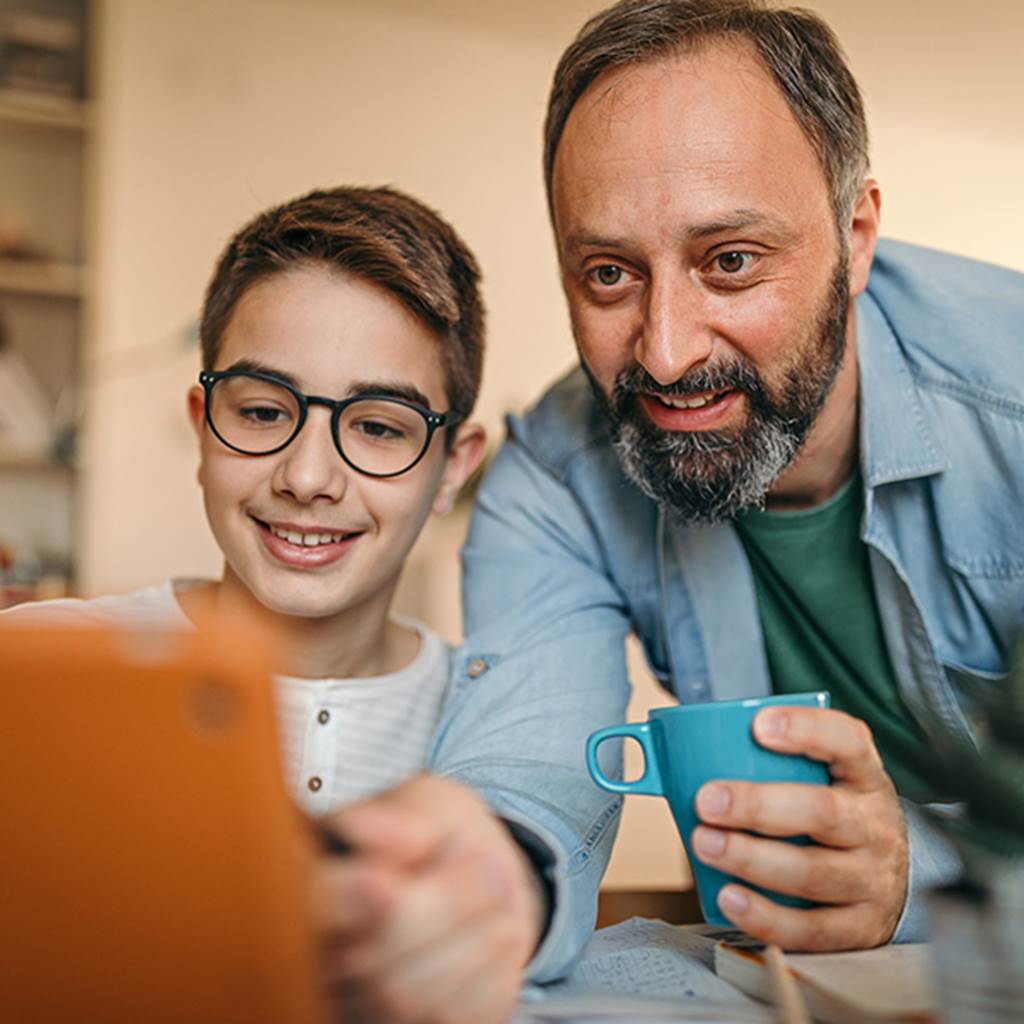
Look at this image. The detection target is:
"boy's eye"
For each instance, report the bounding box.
[354,419,406,442]
[239,404,290,425]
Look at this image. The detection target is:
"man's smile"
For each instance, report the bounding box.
[638,388,742,431]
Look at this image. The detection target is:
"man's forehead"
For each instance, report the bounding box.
[550,40,830,243]
[581,41,771,118]
[559,41,797,165]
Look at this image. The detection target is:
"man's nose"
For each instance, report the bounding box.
[272,409,349,503]
[634,273,714,385]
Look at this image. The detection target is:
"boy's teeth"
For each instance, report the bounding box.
[270,525,345,546]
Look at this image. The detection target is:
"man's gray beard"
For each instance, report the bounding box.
[601,257,850,526]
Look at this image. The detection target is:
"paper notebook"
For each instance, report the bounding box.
[714,939,938,1023]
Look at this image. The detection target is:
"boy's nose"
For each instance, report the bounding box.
[272,410,349,503]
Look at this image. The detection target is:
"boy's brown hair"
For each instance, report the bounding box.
[200,186,485,422]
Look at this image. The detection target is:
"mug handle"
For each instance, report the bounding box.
[586,723,663,796]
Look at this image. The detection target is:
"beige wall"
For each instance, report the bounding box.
[80,0,1024,887]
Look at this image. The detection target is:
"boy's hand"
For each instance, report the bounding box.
[312,774,543,1024]
[690,707,908,951]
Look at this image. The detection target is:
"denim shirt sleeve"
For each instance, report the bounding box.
[428,432,632,983]
[891,798,963,943]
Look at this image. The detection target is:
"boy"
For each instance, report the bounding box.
[3,184,487,812]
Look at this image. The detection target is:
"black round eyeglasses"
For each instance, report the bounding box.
[199,369,460,478]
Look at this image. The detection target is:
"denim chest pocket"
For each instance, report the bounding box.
[944,661,1009,738]
[932,453,1024,580]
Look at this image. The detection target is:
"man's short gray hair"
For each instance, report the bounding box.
[544,0,869,227]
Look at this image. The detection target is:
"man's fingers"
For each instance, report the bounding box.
[320,774,500,868]
[323,847,514,980]
[311,856,400,938]
[321,802,448,871]
[691,826,872,903]
[752,707,889,791]
[715,883,884,952]
[336,894,526,1024]
[695,779,866,846]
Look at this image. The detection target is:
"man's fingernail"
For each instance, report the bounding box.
[697,782,731,816]
[693,827,727,859]
[758,709,788,738]
[719,886,750,918]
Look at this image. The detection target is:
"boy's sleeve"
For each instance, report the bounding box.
[428,426,632,983]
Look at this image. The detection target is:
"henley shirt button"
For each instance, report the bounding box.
[466,658,487,679]
[317,709,330,725]
[307,776,323,792]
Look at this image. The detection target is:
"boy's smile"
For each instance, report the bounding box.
[255,517,364,569]
[188,264,475,635]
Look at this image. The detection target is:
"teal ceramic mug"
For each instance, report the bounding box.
[586,691,830,927]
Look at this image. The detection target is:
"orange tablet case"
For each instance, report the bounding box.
[0,616,327,1024]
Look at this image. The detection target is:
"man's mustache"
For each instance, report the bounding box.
[613,360,763,403]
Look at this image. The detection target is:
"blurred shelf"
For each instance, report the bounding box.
[0,453,70,472]
[0,88,89,130]
[0,259,84,298]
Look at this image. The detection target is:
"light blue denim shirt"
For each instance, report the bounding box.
[428,240,1024,982]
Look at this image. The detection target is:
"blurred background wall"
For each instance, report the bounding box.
[3,0,1022,889]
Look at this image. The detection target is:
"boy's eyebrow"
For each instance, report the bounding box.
[347,380,434,410]
[223,358,302,390]
[222,360,436,410]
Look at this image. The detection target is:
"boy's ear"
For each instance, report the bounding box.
[432,421,487,516]
[187,385,205,440]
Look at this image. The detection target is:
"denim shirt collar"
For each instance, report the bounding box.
[856,289,951,488]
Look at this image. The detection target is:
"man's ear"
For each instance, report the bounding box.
[847,178,881,300]
[187,385,205,441]
[432,421,487,516]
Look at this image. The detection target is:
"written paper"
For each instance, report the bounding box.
[514,917,772,1023]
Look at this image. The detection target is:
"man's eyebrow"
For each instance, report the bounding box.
[561,212,789,254]
[347,380,434,409]
[561,233,632,256]
[223,358,301,389]
[684,210,789,239]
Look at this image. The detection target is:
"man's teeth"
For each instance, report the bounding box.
[657,392,720,410]
[269,525,347,547]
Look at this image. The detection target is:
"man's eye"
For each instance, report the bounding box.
[715,251,752,274]
[591,264,625,287]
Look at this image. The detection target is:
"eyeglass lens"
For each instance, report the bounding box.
[208,374,431,475]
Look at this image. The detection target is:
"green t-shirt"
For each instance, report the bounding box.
[735,474,945,803]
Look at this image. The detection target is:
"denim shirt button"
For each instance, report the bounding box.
[466,658,488,679]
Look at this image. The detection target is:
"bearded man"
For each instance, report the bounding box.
[438,0,1024,972]
[297,3,1023,1013]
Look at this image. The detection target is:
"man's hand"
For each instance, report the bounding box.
[690,707,908,951]
[311,774,543,1024]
